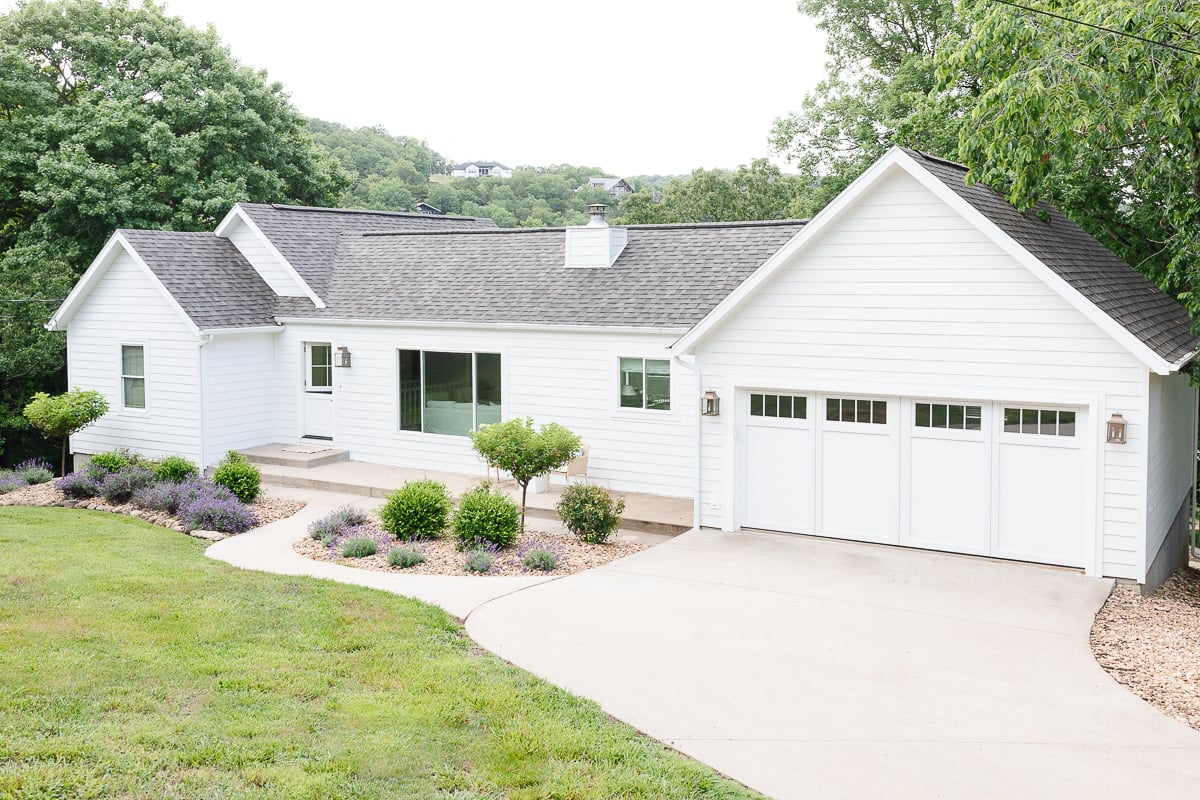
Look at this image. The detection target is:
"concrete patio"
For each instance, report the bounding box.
[239,442,692,536]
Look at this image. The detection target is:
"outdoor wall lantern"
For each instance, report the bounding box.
[1106,412,1127,444]
[701,390,721,417]
[334,346,352,368]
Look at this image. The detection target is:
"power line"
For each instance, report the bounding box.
[0,298,64,303]
[990,0,1200,58]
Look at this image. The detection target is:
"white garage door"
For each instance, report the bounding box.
[742,393,1086,568]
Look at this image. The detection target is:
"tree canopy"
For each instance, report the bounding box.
[943,0,1200,307]
[0,0,348,463]
[621,160,806,224]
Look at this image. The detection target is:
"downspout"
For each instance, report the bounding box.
[1192,385,1198,560]
[197,334,212,470]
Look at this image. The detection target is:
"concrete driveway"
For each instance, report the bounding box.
[467,529,1200,799]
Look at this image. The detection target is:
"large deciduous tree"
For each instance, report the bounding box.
[620,160,804,224]
[0,0,348,463]
[943,0,1200,307]
[770,0,970,215]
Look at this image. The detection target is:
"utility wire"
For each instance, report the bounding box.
[0,298,65,303]
[990,0,1200,57]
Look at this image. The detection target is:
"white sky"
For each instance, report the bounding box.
[5,0,829,176]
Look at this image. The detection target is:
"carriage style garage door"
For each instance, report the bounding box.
[741,393,1087,568]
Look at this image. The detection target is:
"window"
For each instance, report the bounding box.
[399,350,501,436]
[309,344,332,392]
[826,397,886,424]
[1003,407,1076,437]
[915,402,982,431]
[121,345,145,409]
[750,393,807,419]
[619,358,670,410]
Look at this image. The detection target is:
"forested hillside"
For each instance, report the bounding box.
[307,119,644,227]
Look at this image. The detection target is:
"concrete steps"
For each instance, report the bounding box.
[239,443,349,469]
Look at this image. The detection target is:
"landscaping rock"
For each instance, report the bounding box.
[189,529,227,541]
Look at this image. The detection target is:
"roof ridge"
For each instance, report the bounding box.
[353,219,807,238]
[250,202,488,222]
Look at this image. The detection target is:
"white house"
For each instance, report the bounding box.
[450,161,513,178]
[47,148,1198,590]
[582,177,634,199]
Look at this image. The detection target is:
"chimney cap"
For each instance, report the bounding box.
[586,203,609,227]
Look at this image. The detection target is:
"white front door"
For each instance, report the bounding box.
[303,342,334,440]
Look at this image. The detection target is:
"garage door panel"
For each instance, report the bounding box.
[819,429,899,544]
[907,437,989,555]
[743,425,814,533]
[995,442,1085,567]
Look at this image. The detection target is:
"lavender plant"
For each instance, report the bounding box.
[340,537,378,558]
[308,505,372,540]
[387,545,425,568]
[0,472,29,494]
[99,465,156,504]
[177,491,258,533]
[56,471,102,499]
[14,458,54,484]
[464,545,498,574]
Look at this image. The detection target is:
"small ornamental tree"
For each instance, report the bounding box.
[469,417,581,533]
[23,388,109,476]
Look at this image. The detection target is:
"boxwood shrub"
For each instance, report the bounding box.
[211,451,261,503]
[453,483,520,550]
[154,455,199,484]
[556,484,625,544]
[379,479,452,541]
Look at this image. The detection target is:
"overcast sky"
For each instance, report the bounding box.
[6,0,829,176]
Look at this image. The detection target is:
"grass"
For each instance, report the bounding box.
[0,507,761,799]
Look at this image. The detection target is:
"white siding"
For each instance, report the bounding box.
[1145,372,1196,569]
[199,333,280,468]
[695,167,1151,579]
[274,323,697,497]
[221,216,308,298]
[66,250,202,463]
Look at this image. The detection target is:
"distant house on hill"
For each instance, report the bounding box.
[582,177,634,199]
[414,202,443,215]
[451,161,512,179]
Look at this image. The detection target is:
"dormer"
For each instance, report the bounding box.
[214,203,325,307]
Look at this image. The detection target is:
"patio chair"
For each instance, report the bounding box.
[552,442,589,486]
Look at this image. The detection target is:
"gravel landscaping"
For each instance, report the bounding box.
[294,521,648,577]
[1091,562,1200,732]
[0,480,305,537]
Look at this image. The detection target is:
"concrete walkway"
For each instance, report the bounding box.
[466,529,1200,800]
[206,487,554,620]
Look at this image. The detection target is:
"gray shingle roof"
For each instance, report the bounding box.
[906,149,1199,365]
[272,221,807,328]
[119,230,277,330]
[238,203,497,297]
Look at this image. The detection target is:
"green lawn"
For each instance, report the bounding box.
[0,507,760,799]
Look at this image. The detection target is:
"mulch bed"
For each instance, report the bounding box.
[0,480,305,539]
[1090,562,1200,731]
[293,522,648,578]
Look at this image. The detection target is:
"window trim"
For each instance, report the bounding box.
[396,348,503,437]
[1000,405,1078,439]
[616,356,672,412]
[119,342,147,412]
[823,395,888,427]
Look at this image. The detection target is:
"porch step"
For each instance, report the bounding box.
[239,443,350,469]
[254,460,691,537]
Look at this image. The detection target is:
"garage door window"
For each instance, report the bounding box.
[915,402,982,431]
[1003,407,1075,437]
[750,393,807,419]
[826,397,886,424]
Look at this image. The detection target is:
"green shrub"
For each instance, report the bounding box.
[387,546,426,569]
[340,537,377,558]
[556,484,625,544]
[522,547,558,572]
[154,455,198,484]
[88,450,135,475]
[14,458,54,485]
[211,451,261,503]
[453,483,520,550]
[379,479,452,541]
[464,548,495,573]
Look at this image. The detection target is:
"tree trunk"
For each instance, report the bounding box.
[60,437,68,477]
[519,479,529,534]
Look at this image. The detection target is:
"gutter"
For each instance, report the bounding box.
[273,316,689,336]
